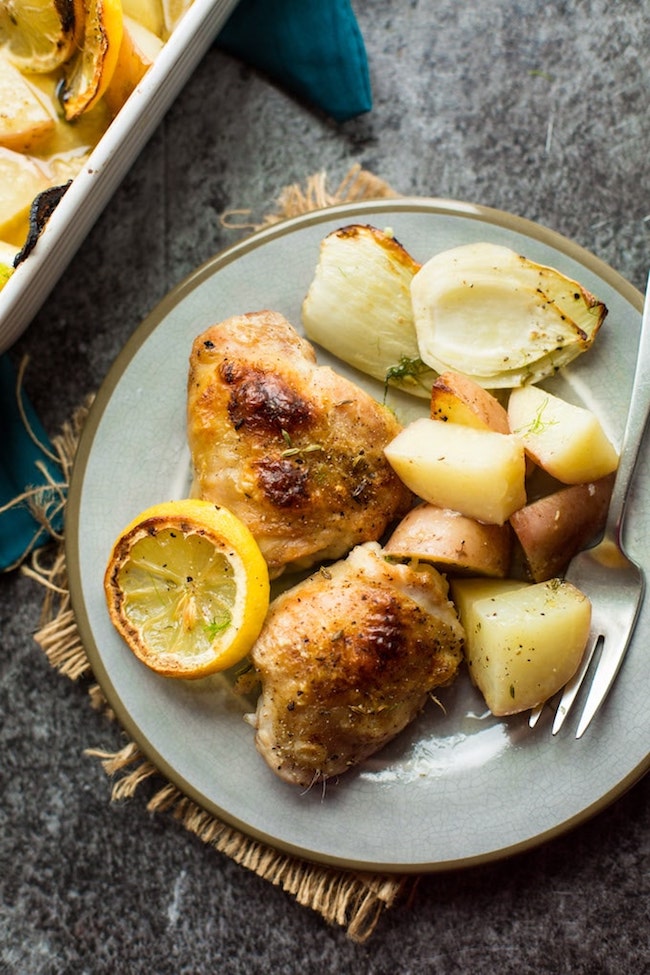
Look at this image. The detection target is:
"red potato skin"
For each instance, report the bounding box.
[384,503,512,578]
[509,474,614,582]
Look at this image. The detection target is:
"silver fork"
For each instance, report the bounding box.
[530,271,650,738]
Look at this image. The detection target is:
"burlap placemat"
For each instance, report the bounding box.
[13,166,423,943]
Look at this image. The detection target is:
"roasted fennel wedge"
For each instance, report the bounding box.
[410,241,607,388]
[301,224,437,398]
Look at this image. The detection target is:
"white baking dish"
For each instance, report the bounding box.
[0,0,240,354]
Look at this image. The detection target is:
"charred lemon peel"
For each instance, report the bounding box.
[59,0,124,120]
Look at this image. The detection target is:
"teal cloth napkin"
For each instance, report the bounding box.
[0,357,64,570]
[217,0,372,122]
[0,0,372,571]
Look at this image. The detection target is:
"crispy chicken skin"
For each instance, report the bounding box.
[187,311,412,577]
[250,542,465,787]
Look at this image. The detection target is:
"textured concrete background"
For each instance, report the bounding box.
[2,1,649,971]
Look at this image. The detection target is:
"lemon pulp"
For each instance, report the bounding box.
[105,500,270,679]
[119,529,241,658]
[0,0,83,73]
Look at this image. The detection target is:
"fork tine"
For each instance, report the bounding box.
[574,598,644,738]
[527,630,601,733]
[559,273,650,736]
[551,632,601,735]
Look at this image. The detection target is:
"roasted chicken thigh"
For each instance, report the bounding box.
[187,311,412,577]
[250,542,465,786]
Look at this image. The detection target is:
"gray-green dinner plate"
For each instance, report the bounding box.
[67,198,648,873]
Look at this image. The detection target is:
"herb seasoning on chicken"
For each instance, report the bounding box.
[187,311,412,578]
[249,542,465,786]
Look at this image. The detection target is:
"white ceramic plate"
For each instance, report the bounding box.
[67,199,650,873]
[0,0,240,355]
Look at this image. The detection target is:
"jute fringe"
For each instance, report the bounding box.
[83,740,413,942]
[22,167,416,943]
[221,162,397,231]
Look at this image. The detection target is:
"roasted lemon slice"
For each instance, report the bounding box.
[0,0,84,73]
[59,0,123,120]
[104,499,270,679]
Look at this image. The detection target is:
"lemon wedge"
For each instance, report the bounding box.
[59,0,123,120]
[0,0,84,74]
[104,499,270,679]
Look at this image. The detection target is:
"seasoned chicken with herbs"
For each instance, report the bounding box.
[249,542,465,787]
[187,311,412,577]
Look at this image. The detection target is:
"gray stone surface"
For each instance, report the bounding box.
[1,1,649,971]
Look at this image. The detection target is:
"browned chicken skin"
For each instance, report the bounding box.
[250,542,465,787]
[187,311,412,577]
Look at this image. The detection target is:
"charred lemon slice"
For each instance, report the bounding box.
[59,0,123,120]
[0,0,84,74]
[104,499,270,679]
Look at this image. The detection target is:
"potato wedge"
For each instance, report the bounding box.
[384,418,527,525]
[508,384,619,484]
[384,503,511,577]
[0,147,51,247]
[104,16,164,116]
[451,577,591,715]
[122,0,165,36]
[509,475,614,582]
[430,371,510,433]
[0,52,56,153]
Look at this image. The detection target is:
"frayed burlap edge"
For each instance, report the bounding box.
[21,167,419,943]
[220,161,398,231]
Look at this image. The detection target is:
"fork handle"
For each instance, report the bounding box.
[605,272,650,546]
